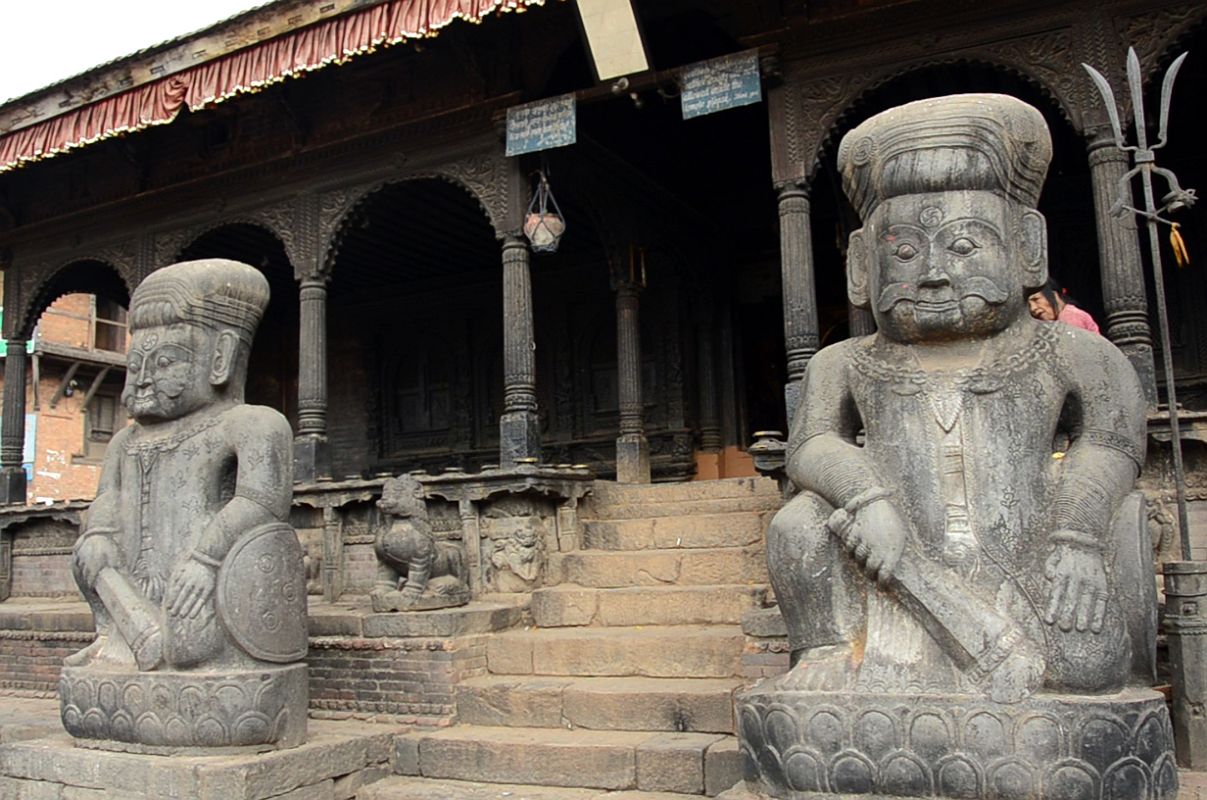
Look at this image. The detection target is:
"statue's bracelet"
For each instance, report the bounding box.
[826,487,894,538]
[190,551,222,569]
[1048,529,1105,553]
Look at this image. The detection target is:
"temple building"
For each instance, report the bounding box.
[0,1,1206,791]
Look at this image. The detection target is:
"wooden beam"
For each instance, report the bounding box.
[48,362,81,409]
[79,367,111,411]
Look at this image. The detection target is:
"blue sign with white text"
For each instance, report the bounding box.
[681,51,762,120]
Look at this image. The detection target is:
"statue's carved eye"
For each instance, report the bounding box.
[894,242,918,261]
[949,237,978,256]
[156,355,174,369]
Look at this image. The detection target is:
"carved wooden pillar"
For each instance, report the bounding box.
[500,235,540,466]
[697,304,721,452]
[0,339,28,505]
[294,274,330,483]
[849,304,876,338]
[1087,126,1158,405]
[779,182,819,422]
[615,279,649,483]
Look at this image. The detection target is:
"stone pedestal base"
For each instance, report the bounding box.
[616,433,650,484]
[60,663,308,754]
[0,466,26,505]
[735,685,1177,799]
[293,435,330,484]
[500,410,541,466]
[0,719,395,799]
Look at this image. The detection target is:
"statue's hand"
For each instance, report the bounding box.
[75,535,121,587]
[1043,538,1108,634]
[841,498,907,586]
[167,557,217,620]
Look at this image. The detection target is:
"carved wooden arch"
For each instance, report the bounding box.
[787,47,1086,184]
[321,153,515,277]
[1119,3,1207,89]
[14,255,133,341]
[152,203,300,277]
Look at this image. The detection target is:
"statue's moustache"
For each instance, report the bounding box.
[876,277,1010,312]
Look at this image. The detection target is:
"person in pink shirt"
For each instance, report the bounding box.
[1028,279,1101,334]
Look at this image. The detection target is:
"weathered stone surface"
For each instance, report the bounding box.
[587,477,777,507]
[705,738,743,796]
[739,607,786,638]
[62,260,307,751]
[552,547,766,589]
[533,585,766,628]
[0,697,62,744]
[360,776,600,799]
[584,513,767,551]
[0,720,396,799]
[635,733,722,793]
[361,602,522,638]
[561,677,738,733]
[416,726,643,789]
[455,676,573,728]
[487,626,742,678]
[743,95,1173,798]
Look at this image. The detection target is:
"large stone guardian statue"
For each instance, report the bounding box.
[62,259,308,753]
[736,95,1176,799]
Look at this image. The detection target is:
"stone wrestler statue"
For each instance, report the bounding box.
[737,95,1175,799]
[61,259,308,751]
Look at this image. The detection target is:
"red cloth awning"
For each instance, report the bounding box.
[0,0,542,173]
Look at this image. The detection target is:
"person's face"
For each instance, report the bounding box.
[866,191,1027,343]
[1027,291,1058,321]
[123,323,216,422]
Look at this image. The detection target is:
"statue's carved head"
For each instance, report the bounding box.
[378,474,427,518]
[838,94,1052,342]
[123,259,269,422]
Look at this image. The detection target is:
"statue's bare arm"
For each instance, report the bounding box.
[167,407,293,618]
[73,426,130,586]
[785,342,907,583]
[1044,334,1146,633]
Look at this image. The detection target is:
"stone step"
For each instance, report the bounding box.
[550,547,767,589]
[391,724,742,795]
[583,493,783,521]
[362,775,724,799]
[456,675,742,733]
[583,513,768,550]
[486,625,744,679]
[587,477,778,508]
[531,584,768,627]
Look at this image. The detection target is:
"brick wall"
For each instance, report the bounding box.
[0,631,93,695]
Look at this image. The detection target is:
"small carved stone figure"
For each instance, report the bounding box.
[737,95,1176,799]
[372,474,468,611]
[63,259,308,752]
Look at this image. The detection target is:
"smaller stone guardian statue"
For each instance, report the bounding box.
[371,474,468,611]
[63,259,307,753]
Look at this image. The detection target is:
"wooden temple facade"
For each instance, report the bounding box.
[0,0,1204,509]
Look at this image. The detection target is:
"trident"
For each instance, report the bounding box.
[1084,48,1197,559]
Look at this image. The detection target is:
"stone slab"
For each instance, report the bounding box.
[0,600,93,632]
[532,585,767,628]
[583,495,784,521]
[455,676,572,728]
[487,626,743,678]
[307,601,525,638]
[587,477,778,507]
[360,776,601,799]
[416,725,647,789]
[551,548,767,589]
[635,732,723,793]
[739,607,787,638]
[561,677,739,733]
[0,697,62,744]
[705,738,744,797]
[0,719,401,800]
[584,513,767,550]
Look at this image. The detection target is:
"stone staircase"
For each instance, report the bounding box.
[367,476,780,798]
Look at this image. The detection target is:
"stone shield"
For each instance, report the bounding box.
[216,522,308,663]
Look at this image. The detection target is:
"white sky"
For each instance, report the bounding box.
[0,1,264,104]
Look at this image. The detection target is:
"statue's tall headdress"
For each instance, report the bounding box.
[130,259,270,345]
[837,93,1053,219]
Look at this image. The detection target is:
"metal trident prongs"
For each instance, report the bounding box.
[1084,47,1196,558]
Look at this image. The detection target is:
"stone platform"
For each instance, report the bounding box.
[0,717,400,799]
[735,685,1177,800]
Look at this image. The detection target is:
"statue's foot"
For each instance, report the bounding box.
[63,636,107,667]
[771,644,859,691]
